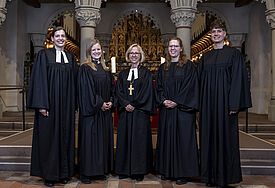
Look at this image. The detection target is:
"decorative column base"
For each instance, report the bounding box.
[268,99,275,121]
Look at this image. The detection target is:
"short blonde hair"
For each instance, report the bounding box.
[125,44,145,63]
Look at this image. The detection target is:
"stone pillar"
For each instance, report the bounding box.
[228,33,246,51]
[0,0,9,25]
[170,7,196,58]
[30,33,46,56]
[75,2,101,64]
[266,8,275,120]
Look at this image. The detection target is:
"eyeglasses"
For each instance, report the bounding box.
[169,45,180,48]
[130,52,140,55]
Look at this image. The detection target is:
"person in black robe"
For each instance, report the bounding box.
[27,26,78,187]
[115,44,156,181]
[77,39,115,184]
[155,37,200,185]
[198,20,252,187]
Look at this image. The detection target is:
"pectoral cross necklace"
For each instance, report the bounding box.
[128,83,134,96]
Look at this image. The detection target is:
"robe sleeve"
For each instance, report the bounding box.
[77,65,104,116]
[155,64,167,106]
[116,71,131,108]
[174,61,200,112]
[72,54,79,109]
[26,50,49,110]
[109,71,115,104]
[229,50,252,111]
[130,69,156,114]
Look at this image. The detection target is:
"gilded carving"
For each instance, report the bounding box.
[109,13,164,74]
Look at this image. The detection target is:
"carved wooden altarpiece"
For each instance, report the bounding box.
[109,13,164,76]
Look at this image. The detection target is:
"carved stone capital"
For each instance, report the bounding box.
[31,33,46,47]
[228,33,246,50]
[0,7,7,25]
[266,8,275,29]
[170,7,196,28]
[75,7,101,27]
[166,0,204,9]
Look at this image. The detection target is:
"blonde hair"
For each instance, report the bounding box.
[164,37,188,71]
[125,44,145,63]
[85,39,109,71]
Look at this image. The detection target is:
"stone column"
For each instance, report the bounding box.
[75,5,101,64]
[228,33,246,51]
[30,33,46,56]
[266,8,275,120]
[170,7,196,58]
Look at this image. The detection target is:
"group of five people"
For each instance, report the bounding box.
[27,20,251,188]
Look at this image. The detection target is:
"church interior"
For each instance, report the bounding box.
[0,0,274,187]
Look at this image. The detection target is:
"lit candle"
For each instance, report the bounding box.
[161,57,165,64]
[111,57,116,73]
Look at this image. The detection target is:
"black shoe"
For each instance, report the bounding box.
[135,175,144,181]
[60,178,70,184]
[93,175,107,180]
[176,178,188,185]
[161,175,167,180]
[44,180,54,187]
[119,175,128,179]
[80,175,91,184]
[206,183,215,187]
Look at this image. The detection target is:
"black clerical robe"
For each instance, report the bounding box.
[199,45,252,186]
[115,66,156,176]
[77,63,114,176]
[155,60,200,179]
[27,48,78,181]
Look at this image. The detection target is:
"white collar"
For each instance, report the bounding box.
[56,50,69,63]
[127,68,138,81]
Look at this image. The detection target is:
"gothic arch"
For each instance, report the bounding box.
[197,5,231,34]
[111,8,162,32]
[43,5,74,33]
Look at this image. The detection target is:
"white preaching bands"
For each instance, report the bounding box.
[56,50,69,63]
[127,68,138,81]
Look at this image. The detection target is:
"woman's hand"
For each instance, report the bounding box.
[163,100,177,109]
[125,104,135,112]
[101,102,113,111]
[39,109,49,116]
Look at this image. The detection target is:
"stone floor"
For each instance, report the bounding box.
[0,172,274,188]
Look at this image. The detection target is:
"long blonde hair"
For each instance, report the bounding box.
[85,39,109,71]
[164,37,188,71]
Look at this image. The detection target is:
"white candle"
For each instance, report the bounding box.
[111,57,116,73]
[161,57,165,64]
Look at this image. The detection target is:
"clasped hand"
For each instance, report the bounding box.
[125,104,135,112]
[39,109,49,116]
[163,100,177,108]
[101,102,112,111]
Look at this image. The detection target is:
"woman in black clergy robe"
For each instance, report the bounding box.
[155,37,200,185]
[115,44,156,181]
[199,20,252,187]
[27,26,78,187]
[77,39,115,184]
